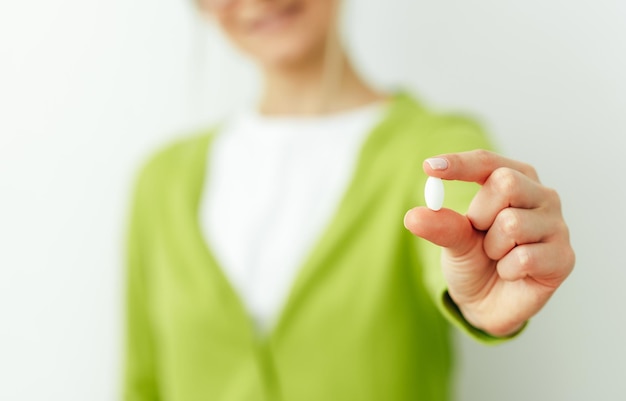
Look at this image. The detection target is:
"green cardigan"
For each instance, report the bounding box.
[124,93,505,401]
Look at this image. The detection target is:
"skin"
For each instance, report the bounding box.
[405,152,575,336]
[199,0,383,114]
[200,0,575,337]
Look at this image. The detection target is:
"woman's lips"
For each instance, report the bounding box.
[245,2,302,34]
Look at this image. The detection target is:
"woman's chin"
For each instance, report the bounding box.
[252,46,321,71]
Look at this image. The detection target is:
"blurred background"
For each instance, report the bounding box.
[1,0,625,400]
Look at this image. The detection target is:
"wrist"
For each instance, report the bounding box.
[456,300,527,338]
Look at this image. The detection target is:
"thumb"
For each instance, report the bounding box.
[403,207,479,257]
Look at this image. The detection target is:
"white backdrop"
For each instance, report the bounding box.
[1,0,625,400]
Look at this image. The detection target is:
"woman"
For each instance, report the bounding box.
[124,0,575,400]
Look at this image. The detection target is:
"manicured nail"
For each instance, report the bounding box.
[425,158,448,170]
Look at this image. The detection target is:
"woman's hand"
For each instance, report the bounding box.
[404,150,575,337]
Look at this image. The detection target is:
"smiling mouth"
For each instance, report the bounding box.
[246,1,303,34]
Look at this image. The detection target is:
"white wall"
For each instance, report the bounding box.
[1,0,624,400]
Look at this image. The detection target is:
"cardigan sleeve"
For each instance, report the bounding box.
[411,116,526,344]
[123,160,161,401]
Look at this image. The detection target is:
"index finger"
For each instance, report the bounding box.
[423,149,540,184]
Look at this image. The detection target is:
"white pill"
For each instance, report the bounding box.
[424,176,445,211]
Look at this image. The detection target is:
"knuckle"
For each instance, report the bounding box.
[554,219,570,238]
[474,149,495,168]
[521,163,538,180]
[550,243,576,281]
[517,247,534,272]
[491,167,519,194]
[563,245,576,273]
[473,148,493,160]
[545,187,562,209]
[498,209,523,237]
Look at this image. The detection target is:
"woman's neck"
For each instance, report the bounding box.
[258,53,386,116]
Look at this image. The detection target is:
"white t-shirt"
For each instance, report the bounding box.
[200,102,386,333]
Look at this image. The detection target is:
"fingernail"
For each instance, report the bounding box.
[425,158,448,170]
